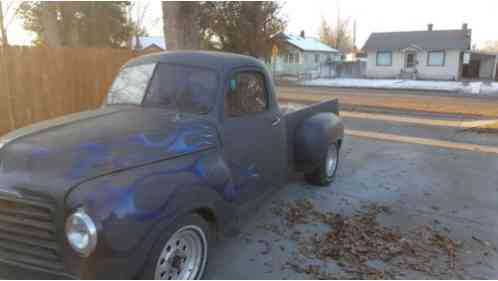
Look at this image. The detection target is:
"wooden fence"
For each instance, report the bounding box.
[0,47,140,136]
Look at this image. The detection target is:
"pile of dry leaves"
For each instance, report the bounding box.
[277,199,464,279]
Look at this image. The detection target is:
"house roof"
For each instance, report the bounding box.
[277,33,338,53]
[362,29,471,51]
[132,36,167,50]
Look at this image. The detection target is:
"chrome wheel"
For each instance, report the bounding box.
[154,225,208,280]
[326,144,338,178]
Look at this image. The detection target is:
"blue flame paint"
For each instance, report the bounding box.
[28,122,218,180]
[85,154,237,222]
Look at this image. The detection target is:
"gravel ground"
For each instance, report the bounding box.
[206,113,498,279]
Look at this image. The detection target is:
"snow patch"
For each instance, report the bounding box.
[299,78,498,95]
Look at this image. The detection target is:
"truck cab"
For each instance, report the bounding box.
[0,51,343,279]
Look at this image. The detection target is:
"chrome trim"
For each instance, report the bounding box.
[272,116,281,127]
[0,187,22,198]
[155,225,208,280]
[66,209,98,258]
[0,139,10,150]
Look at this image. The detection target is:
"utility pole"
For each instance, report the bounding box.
[353,20,357,50]
[336,3,341,51]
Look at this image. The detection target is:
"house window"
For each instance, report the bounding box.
[315,54,320,63]
[427,50,445,66]
[287,53,301,64]
[376,51,392,66]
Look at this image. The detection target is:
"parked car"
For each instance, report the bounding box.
[0,51,344,279]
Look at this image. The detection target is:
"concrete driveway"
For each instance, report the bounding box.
[206,100,498,279]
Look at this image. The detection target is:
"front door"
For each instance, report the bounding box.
[405,52,416,71]
[221,69,287,204]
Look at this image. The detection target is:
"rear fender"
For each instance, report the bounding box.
[294,113,344,173]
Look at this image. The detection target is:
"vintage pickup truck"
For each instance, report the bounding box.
[0,51,343,279]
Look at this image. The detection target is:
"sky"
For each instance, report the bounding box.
[282,0,498,49]
[3,0,498,48]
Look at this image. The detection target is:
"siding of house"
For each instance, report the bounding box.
[416,49,461,80]
[366,49,462,80]
[274,44,339,77]
[274,45,305,75]
[366,50,404,78]
[302,51,339,65]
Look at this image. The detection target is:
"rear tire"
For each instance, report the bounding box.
[305,142,340,186]
[141,214,213,280]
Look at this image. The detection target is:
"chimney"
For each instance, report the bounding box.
[300,30,305,38]
[462,23,468,31]
[428,23,434,31]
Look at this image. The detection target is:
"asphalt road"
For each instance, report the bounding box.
[278,86,498,118]
[205,92,498,279]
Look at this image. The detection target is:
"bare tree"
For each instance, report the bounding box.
[0,1,23,46]
[127,1,150,48]
[161,1,200,50]
[199,2,286,59]
[0,2,9,46]
[39,2,62,47]
[318,17,354,53]
[19,2,132,47]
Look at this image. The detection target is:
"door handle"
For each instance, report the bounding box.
[272,116,281,126]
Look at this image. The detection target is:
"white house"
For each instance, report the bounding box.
[271,32,340,78]
[363,24,474,80]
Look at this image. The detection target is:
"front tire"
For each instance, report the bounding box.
[141,214,212,280]
[305,142,340,186]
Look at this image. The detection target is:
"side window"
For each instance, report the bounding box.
[225,71,268,117]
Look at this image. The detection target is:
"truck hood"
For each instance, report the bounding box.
[0,106,219,197]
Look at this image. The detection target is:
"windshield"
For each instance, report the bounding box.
[106,63,156,105]
[106,63,218,115]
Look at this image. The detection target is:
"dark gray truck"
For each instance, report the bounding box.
[0,51,343,279]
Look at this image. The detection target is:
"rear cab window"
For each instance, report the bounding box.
[225,71,268,117]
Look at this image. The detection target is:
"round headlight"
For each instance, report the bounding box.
[66,209,97,257]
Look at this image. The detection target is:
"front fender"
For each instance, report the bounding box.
[64,149,236,278]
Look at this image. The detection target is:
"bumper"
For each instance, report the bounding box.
[0,258,76,280]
